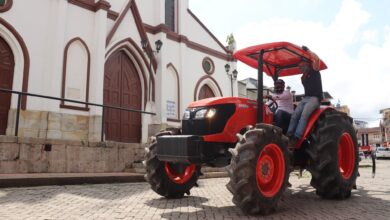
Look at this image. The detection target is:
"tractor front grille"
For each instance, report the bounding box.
[182,104,236,136]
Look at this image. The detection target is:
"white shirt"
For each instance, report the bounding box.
[271,90,294,114]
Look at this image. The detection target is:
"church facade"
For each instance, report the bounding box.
[0,0,237,144]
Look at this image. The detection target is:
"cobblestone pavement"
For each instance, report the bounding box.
[0,159,389,220]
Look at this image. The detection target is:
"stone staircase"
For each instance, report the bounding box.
[127,162,228,178]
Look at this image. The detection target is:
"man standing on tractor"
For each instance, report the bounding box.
[267,79,294,134]
[287,46,323,147]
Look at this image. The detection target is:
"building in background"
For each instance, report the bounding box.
[292,92,333,106]
[335,101,351,116]
[0,0,240,173]
[356,127,382,147]
[354,120,368,129]
[0,0,236,144]
[380,108,390,146]
[238,77,274,100]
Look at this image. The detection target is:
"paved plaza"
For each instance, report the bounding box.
[0,159,389,220]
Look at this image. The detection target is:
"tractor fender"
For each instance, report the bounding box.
[296,106,334,149]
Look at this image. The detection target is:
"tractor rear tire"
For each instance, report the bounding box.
[226,124,290,215]
[144,128,201,199]
[306,110,358,199]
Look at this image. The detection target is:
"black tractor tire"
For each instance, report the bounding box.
[226,124,290,215]
[306,110,359,199]
[144,128,201,199]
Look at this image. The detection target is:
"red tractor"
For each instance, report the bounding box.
[145,42,359,214]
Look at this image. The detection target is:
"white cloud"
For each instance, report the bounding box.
[361,30,378,43]
[232,0,389,124]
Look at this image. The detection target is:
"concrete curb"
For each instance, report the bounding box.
[0,173,145,188]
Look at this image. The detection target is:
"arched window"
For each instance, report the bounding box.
[166,64,180,121]
[60,38,90,111]
[0,0,13,13]
[165,0,176,32]
[198,84,215,100]
[194,75,223,101]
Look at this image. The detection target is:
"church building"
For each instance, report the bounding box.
[0,0,237,145]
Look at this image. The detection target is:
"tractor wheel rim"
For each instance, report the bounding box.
[164,163,196,184]
[256,144,285,197]
[338,133,355,179]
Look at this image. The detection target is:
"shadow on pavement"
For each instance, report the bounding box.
[0,182,149,205]
[145,195,209,209]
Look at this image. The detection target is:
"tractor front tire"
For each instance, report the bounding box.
[144,128,201,199]
[226,124,290,215]
[307,110,359,199]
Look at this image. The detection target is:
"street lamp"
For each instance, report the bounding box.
[232,69,238,79]
[225,64,238,96]
[291,90,296,102]
[224,63,230,73]
[141,39,163,100]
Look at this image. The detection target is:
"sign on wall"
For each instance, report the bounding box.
[166,100,177,119]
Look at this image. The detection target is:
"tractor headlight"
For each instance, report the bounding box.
[206,108,217,118]
[183,109,190,120]
[194,108,217,119]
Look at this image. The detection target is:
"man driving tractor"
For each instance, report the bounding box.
[267,79,294,134]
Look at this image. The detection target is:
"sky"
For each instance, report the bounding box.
[189,0,390,127]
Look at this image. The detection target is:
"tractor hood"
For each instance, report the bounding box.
[234,42,327,78]
[188,97,256,108]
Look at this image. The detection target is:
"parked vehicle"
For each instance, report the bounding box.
[376,147,390,159]
[360,145,372,156]
[145,42,359,215]
[359,151,366,160]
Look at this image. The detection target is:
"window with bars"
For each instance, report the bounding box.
[165,0,175,32]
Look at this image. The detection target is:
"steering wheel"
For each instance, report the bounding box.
[266,96,278,113]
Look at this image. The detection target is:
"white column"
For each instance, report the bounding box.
[157,33,167,124]
[88,8,107,142]
[90,9,107,114]
[43,1,68,139]
[42,0,68,112]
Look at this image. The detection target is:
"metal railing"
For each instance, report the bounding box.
[0,88,156,142]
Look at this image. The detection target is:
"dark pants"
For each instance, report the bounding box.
[274,110,291,134]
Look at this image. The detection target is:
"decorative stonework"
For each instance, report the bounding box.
[0,0,13,13]
[6,109,98,142]
[202,57,215,75]
[0,137,147,173]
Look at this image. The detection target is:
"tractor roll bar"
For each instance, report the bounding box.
[257,49,265,123]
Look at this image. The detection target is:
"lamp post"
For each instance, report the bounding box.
[225,64,238,96]
[232,69,238,96]
[141,39,163,101]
